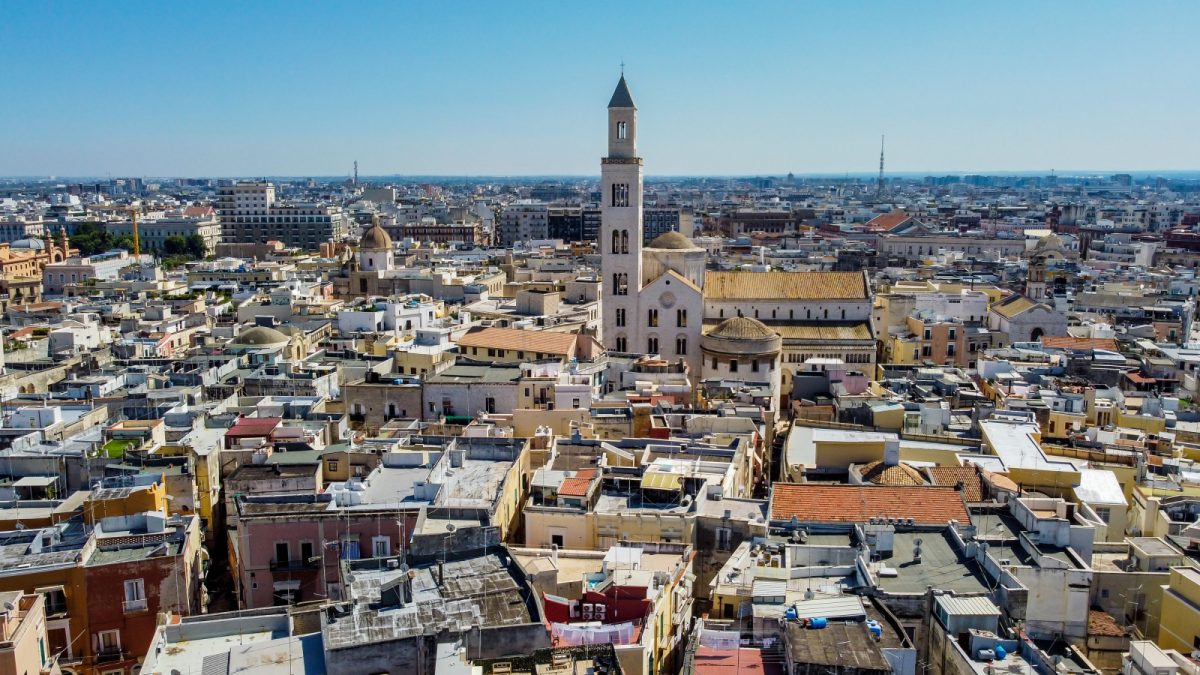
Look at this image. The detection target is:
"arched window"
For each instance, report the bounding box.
[617,121,627,140]
[612,230,620,254]
[648,336,659,354]
[676,336,687,355]
[620,230,629,254]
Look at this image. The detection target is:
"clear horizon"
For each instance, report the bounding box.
[3,2,1197,177]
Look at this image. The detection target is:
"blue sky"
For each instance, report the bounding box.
[2,1,1196,177]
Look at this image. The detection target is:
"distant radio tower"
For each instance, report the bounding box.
[353,160,359,187]
[877,134,885,196]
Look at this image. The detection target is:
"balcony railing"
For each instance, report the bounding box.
[95,648,125,663]
[270,558,318,572]
[123,598,148,613]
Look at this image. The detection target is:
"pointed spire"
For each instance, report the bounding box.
[608,74,636,109]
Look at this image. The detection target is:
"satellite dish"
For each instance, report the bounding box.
[2,602,13,612]
[446,523,457,533]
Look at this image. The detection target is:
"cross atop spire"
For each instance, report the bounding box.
[620,59,625,75]
[608,73,636,109]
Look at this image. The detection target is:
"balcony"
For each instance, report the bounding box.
[95,648,125,663]
[270,558,318,572]
[123,598,148,613]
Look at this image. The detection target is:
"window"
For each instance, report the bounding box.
[611,230,620,253]
[1095,508,1111,524]
[38,586,67,616]
[730,359,739,372]
[677,309,687,327]
[485,397,496,414]
[96,629,121,656]
[372,536,392,558]
[676,336,687,355]
[327,459,339,473]
[616,308,626,327]
[617,121,627,140]
[948,328,956,340]
[648,309,658,327]
[611,183,630,208]
[551,533,565,548]
[124,578,147,613]
[924,329,932,340]
[300,541,314,563]
[648,337,659,354]
[716,527,731,551]
[620,230,629,254]
[612,273,628,296]
[922,346,932,357]
[340,539,361,560]
[751,359,760,372]
[275,542,290,564]
[616,336,627,352]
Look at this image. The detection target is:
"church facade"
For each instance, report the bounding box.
[598,76,877,397]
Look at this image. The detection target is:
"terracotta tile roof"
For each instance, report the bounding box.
[757,322,873,342]
[991,295,1039,319]
[865,211,914,232]
[1041,336,1119,352]
[925,466,984,502]
[769,484,971,526]
[558,477,593,497]
[1088,609,1126,637]
[183,205,215,217]
[226,416,283,437]
[704,271,868,301]
[456,326,577,355]
[859,461,927,487]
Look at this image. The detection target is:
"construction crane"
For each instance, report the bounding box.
[127,202,141,257]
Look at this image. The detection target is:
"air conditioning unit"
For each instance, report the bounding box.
[582,603,594,621]
[595,604,606,620]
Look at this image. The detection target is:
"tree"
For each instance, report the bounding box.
[163,235,188,256]
[70,222,111,256]
[111,235,135,252]
[184,234,207,258]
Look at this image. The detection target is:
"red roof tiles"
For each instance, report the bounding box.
[558,477,593,497]
[925,466,984,502]
[769,484,971,526]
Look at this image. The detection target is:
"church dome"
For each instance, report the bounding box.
[857,460,927,487]
[10,238,45,250]
[702,317,782,356]
[232,325,290,346]
[707,316,776,340]
[647,231,698,250]
[359,221,393,251]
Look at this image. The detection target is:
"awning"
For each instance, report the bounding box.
[641,471,683,491]
[13,476,57,488]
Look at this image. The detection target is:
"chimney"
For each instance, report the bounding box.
[883,439,900,467]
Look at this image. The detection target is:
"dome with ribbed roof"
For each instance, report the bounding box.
[647,231,699,250]
[232,325,290,346]
[359,220,393,251]
[857,461,927,487]
[707,316,776,340]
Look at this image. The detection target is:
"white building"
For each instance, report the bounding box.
[216,181,349,249]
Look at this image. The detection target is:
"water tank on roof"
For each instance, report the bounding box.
[809,617,827,629]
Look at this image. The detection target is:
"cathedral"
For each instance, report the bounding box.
[598,76,877,400]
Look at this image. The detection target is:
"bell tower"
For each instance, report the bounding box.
[600,74,644,353]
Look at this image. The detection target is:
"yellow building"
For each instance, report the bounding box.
[1157,567,1200,652]
[83,477,166,523]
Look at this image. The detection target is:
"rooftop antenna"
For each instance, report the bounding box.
[877,134,886,197]
[353,161,359,188]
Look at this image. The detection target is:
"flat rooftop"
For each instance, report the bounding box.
[873,530,989,595]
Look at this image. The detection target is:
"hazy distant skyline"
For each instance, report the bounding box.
[3,2,1197,177]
